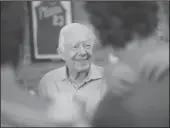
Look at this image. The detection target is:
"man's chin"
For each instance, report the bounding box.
[74,60,91,69]
[75,64,91,72]
[78,66,90,72]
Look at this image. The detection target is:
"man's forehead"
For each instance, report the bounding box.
[62,23,94,43]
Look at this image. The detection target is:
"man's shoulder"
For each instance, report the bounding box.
[91,64,104,78]
[41,66,66,81]
[92,64,104,72]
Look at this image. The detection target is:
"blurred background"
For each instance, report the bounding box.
[16,1,169,95]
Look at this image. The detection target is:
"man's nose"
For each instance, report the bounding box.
[78,45,87,55]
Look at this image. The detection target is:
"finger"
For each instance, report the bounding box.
[139,54,155,76]
[112,65,138,84]
[141,62,151,78]
[139,60,148,77]
[147,65,159,81]
[112,79,135,98]
[154,65,169,82]
[140,60,157,81]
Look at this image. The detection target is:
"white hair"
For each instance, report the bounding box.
[58,23,96,53]
[58,28,65,52]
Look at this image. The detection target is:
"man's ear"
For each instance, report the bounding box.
[56,48,61,54]
[57,48,64,60]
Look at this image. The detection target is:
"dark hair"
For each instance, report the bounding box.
[85,1,159,48]
[1,1,26,68]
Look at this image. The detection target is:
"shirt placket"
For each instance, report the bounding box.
[69,79,89,104]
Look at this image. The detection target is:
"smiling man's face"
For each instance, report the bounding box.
[62,24,94,73]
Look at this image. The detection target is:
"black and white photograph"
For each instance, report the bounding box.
[1,1,169,127]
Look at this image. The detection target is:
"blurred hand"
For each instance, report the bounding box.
[48,93,88,126]
[140,49,169,82]
[104,63,139,95]
[73,95,86,116]
[1,100,58,127]
[73,95,91,127]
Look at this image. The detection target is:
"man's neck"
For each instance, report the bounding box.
[67,67,89,85]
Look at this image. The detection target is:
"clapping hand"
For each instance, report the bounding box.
[140,49,169,82]
[1,100,58,127]
[73,95,91,127]
[48,93,89,127]
[104,63,139,95]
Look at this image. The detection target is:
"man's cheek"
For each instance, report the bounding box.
[70,52,77,60]
[87,50,93,58]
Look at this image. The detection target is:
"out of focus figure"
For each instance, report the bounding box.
[1,1,65,127]
[38,23,107,122]
[85,1,169,127]
[140,46,169,81]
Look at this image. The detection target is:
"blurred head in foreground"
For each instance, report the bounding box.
[85,1,159,60]
[85,1,169,127]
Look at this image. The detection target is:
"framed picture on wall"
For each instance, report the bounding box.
[28,0,73,61]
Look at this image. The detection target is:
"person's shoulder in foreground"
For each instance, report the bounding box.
[93,58,169,127]
[85,1,169,127]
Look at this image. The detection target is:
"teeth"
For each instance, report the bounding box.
[75,59,88,61]
[75,60,88,64]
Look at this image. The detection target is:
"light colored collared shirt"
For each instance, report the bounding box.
[38,63,107,119]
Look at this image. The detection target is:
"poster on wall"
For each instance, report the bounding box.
[29,1,73,60]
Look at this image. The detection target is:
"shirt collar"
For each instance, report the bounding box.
[61,63,103,81]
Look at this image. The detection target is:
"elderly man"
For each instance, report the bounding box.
[38,23,107,120]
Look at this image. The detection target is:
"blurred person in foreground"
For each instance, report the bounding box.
[1,2,87,127]
[1,1,53,127]
[38,23,107,122]
[85,1,169,127]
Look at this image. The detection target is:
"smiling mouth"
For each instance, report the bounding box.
[74,59,89,65]
[75,57,89,61]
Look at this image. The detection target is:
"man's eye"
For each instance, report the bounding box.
[84,44,91,49]
[72,45,79,49]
